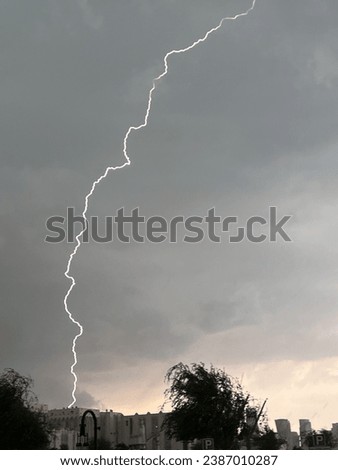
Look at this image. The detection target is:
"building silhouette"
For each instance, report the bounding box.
[46,408,183,449]
[299,419,312,448]
[275,419,292,449]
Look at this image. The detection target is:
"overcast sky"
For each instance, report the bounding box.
[1,0,338,432]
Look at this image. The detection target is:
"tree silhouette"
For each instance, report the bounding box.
[162,362,261,449]
[253,426,284,450]
[305,429,333,448]
[0,368,50,449]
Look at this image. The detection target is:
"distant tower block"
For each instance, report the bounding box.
[275,419,292,449]
[299,419,312,448]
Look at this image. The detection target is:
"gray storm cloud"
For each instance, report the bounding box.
[1,0,338,429]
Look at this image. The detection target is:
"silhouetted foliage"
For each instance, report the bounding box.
[253,426,284,450]
[0,368,50,449]
[305,429,333,448]
[162,362,262,449]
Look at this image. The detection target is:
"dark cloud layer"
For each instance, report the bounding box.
[1,0,338,428]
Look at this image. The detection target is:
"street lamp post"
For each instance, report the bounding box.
[77,409,100,450]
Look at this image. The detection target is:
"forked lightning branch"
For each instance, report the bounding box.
[64,0,257,407]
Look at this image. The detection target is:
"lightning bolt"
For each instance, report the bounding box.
[64,0,257,408]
